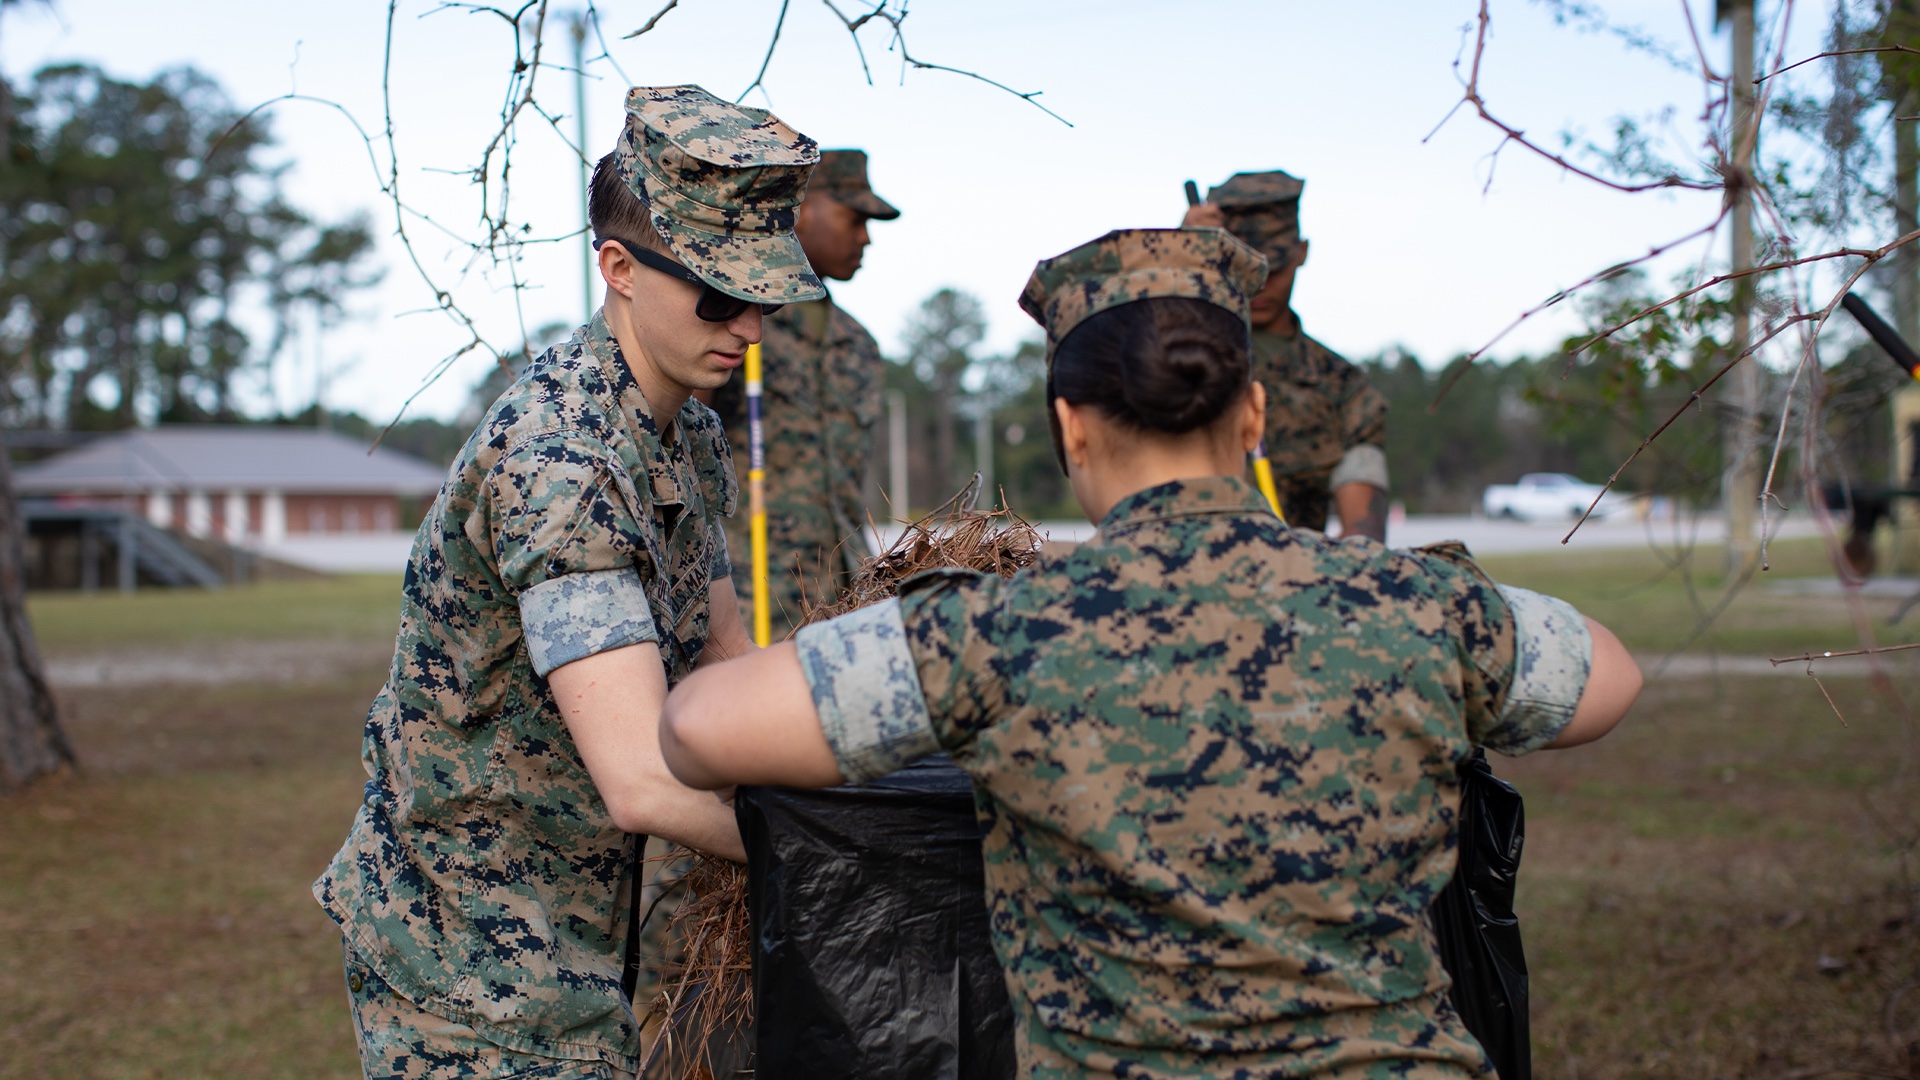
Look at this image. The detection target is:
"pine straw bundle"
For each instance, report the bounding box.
[644,483,1043,1078]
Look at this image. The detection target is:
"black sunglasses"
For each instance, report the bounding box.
[594,237,783,323]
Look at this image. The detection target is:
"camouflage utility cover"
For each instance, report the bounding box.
[810,148,900,220]
[618,85,826,305]
[793,476,1594,1077]
[1256,319,1389,531]
[709,298,882,638]
[1019,228,1268,357]
[1207,169,1304,264]
[314,311,735,1070]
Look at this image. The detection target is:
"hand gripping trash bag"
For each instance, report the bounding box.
[735,755,1017,1080]
[1431,749,1532,1080]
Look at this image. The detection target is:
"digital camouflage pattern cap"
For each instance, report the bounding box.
[618,85,827,304]
[1206,169,1305,265]
[1018,228,1269,357]
[811,149,900,220]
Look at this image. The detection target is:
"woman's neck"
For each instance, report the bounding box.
[1074,440,1247,523]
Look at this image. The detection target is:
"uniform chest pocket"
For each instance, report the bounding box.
[649,494,713,669]
[1263,379,1344,470]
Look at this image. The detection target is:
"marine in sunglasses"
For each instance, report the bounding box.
[317,84,826,1080]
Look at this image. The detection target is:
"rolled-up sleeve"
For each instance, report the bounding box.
[1479,585,1592,755]
[793,598,940,783]
[520,568,658,676]
[1329,444,1389,492]
[489,431,659,676]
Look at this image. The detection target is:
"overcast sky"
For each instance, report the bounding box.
[1,1,1837,424]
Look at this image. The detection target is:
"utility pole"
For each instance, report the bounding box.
[1722,0,1761,575]
[974,408,995,512]
[573,12,594,326]
[887,390,909,520]
[1889,0,1920,571]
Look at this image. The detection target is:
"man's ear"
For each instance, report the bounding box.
[1292,239,1310,272]
[599,242,636,300]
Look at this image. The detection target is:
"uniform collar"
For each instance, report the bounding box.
[1095,476,1273,534]
[1252,309,1304,345]
[580,310,687,509]
[772,294,839,346]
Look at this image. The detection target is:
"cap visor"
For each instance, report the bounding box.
[657,218,827,305]
[836,189,900,221]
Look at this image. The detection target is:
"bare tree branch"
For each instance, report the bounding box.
[1424,1,1720,193]
[1758,43,1920,85]
[1771,642,1920,665]
[737,0,793,104]
[624,0,681,39]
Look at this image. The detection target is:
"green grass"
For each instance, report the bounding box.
[24,574,403,652]
[1500,673,1920,1077]
[6,546,1919,1077]
[0,674,375,1080]
[1475,537,1908,656]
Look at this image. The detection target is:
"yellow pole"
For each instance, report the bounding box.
[1251,440,1285,523]
[746,342,771,646]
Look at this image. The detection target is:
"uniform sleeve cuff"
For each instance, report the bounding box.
[792,598,940,783]
[519,567,659,677]
[1329,444,1389,492]
[1484,585,1592,755]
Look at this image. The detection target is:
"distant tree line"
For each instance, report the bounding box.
[866,278,1911,523]
[0,62,380,431]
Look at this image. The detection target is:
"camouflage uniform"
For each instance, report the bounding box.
[314,85,825,1078]
[1255,320,1388,531]
[709,150,897,638]
[1208,171,1389,532]
[783,231,1595,1078]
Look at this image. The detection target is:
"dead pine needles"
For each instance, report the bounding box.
[643,478,1043,1077]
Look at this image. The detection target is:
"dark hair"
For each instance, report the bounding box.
[1047,297,1250,469]
[588,152,669,254]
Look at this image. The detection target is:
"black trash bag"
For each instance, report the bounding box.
[1431,749,1532,1080]
[736,755,1017,1080]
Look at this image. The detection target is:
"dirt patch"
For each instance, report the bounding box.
[47,667,380,778]
[1498,673,1920,1078]
[42,638,391,689]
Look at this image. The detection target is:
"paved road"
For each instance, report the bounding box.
[880,511,1826,556]
[260,513,1828,574]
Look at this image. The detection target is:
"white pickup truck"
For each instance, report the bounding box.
[1482,473,1625,522]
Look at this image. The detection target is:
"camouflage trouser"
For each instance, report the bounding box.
[342,940,638,1080]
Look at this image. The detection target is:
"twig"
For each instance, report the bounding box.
[1757,43,1920,84]
[1558,308,1812,543]
[624,0,681,39]
[850,1,1071,126]
[1428,216,1725,408]
[1564,230,1920,362]
[1425,1,1719,193]
[1808,668,1850,727]
[1769,642,1920,666]
[737,0,792,103]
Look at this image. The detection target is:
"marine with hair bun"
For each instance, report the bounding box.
[658,226,1644,1079]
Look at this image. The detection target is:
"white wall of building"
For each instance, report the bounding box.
[185,491,211,538]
